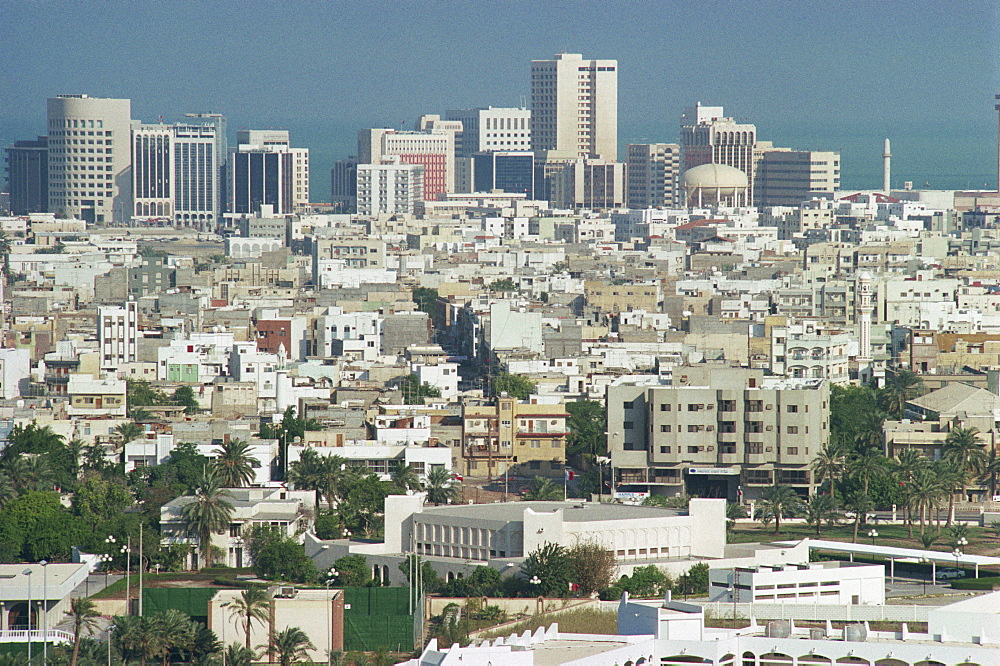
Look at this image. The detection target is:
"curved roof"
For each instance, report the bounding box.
[682,163,749,189]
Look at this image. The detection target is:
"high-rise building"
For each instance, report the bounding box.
[131,121,222,228]
[549,159,626,209]
[530,53,617,161]
[444,107,532,156]
[5,137,48,215]
[356,159,424,216]
[232,130,309,211]
[229,130,309,216]
[626,143,681,209]
[47,95,132,224]
[754,147,840,207]
[680,103,757,204]
[358,128,455,200]
[330,157,358,210]
[182,113,228,224]
[472,151,534,197]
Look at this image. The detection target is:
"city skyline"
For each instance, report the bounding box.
[2,0,999,197]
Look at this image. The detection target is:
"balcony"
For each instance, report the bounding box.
[0,630,73,645]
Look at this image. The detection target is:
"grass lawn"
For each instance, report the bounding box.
[730,521,1000,555]
[90,572,242,599]
[477,608,617,640]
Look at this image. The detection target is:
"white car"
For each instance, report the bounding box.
[935,568,965,580]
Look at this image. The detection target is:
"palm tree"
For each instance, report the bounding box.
[65,597,101,666]
[804,494,839,536]
[227,586,271,652]
[180,466,234,568]
[212,439,257,488]
[5,455,54,492]
[755,484,802,534]
[848,446,888,502]
[224,643,257,666]
[909,467,943,536]
[943,427,987,516]
[0,472,16,508]
[423,467,459,505]
[114,615,166,666]
[879,369,923,419]
[980,448,1000,500]
[843,490,873,543]
[391,463,421,492]
[894,447,927,538]
[524,476,562,501]
[289,449,348,509]
[115,420,145,445]
[266,626,316,666]
[811,442,847,501]
[152,609,195,665]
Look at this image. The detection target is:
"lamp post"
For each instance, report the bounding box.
[919,557,928,595]
[40,560,48,665]
[325,569,337,664]
[121,541,131,614]
[22,568,32,664]
[867,529,879,546]
[953,546,964,571]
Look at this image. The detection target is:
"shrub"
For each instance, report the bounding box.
[951,576,1000,590]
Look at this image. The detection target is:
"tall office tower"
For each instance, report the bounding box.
[47,95,132,224]
[5,137,48,214]
[356,159,424,216]
[444,107,532,156]
[182,113,227,222]
[626,143,681,209]
[330,157,358,210]
[233,130,309,210]
[549,159,626,209]
[530,53,618,161]
[98,302,137,373]
[754,148,840,207]
[357,128,455,200]
[172,123,220,227]
[680,103,757,204]
[131,123,173,220]
[472,151,534,197]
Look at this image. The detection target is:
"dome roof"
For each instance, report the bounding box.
[682,163,749,190]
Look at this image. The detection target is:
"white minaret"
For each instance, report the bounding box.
[857,272,874,362]
[882,138,892,192]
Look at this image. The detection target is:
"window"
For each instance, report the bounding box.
[623,421,634,430]
[688,446,700,453]
[787,405,798,413]
[687,404,702,411]
[660,425,671,432]
[660,403,671,411]
[528,461,541,470]
[745,469,771,484]
[623,401,633,409]
[787,426,798,434]
[660,446,671,454]
[786,447,799,455]
[779,469,810,485]
[530,439,540,448]
[747,443,764,455]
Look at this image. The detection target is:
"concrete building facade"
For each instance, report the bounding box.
[626,143,681,209]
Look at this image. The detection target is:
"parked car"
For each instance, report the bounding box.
[935,567,966,580]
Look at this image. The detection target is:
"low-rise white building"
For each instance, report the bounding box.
[708,561,885,605]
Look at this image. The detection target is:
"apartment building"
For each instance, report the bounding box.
[607,367,829,500]
[461,396,568,478]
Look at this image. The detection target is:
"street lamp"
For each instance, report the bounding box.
[121,542,132,614]
[22,568,32,664]
[325,569,338,664]
[953,547,964,571]
[918,557,928,595]
[40,560,48,665]
[868,529,879,546]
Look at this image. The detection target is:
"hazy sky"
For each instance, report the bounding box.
[3,0,1000,192]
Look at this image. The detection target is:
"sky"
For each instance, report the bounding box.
[3,0,1000,197]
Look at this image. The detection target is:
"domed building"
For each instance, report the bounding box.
[682,163,750,208]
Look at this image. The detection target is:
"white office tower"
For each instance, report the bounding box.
[356,159,424,216]
[98,302,137,373]
[680,102,757,203]
[233,130,309,210]
[531,53,618,160]
[132,121,222,228]
[47,95,132,224]
[626,143,681,208]
[444,107,532,156]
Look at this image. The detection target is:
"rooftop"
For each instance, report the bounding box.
[416,501,683,523]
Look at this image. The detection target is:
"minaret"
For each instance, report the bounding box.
[882,138,892,192]
[857,272,874,362]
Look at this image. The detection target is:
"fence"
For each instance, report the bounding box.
[0,629,74,644]
[697,601,929,623]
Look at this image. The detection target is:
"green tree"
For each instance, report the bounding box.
[399,554,442,593]
[844,490,873,543]
[65,597,101,666]
[212,439,257,488]
[339,471,397,537]
[0,490,84,561]
[171,385,200,414]
[755,484,802,534]
[811,442,847,502]
[423,467,458,506]
[602,565,672,600]
[878,369,923,419]
[980,448,1000,499]
[127,379,168,416]
[804,494,839,536]
[411,287,439,316]
[227,586,271,652]
[674,562,710,598]
[568,542,616,595]
[909,466,943,535]
[223,643,257,666]
[330,555,372,587]
[829,384,884,445]
[264,406,324,479]
[180,466,234,568]
[490,372,535,400]
[266,626,316,666]
[71,475,133,530]
[565,400,607,459]
[524,476,562,501]
[390,463,421,492]
[521,542,570,597]
[943,427,987,520]
[486,277,517,292]
[0,472,15,510]
[394,374,442,405]
[245,526,318,584]
[894,448,927,537]
[115,420,145,445]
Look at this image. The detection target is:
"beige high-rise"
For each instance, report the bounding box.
[47,95,132,224]
[531,53,618,161]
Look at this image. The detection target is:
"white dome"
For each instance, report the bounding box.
[682,163,749,191]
